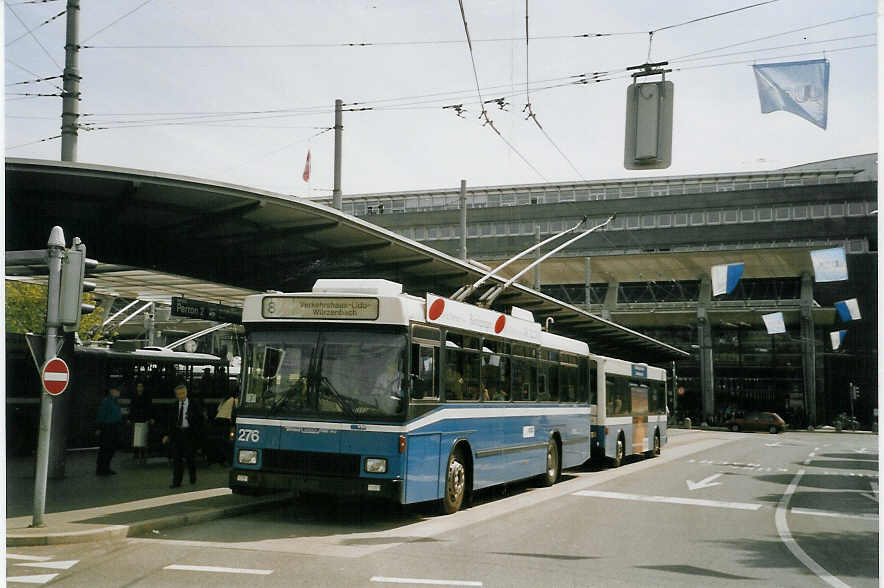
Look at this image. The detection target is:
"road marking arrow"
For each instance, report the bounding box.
[6,555,53,562]
[6,574,58,584]
[686,473,723,491]
[15,560,78,570]
[860,482,878,504]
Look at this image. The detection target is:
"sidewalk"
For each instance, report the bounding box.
[6,449,291,546]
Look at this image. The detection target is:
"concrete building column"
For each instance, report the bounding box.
[602,279,618,321]
[697,276,715,422]
[584,257,591,308]
[800,272,817,425]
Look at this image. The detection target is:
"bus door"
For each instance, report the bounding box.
[630,383,649,453]
[406,341,442,503]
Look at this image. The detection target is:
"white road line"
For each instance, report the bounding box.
[775,468,850,588]
[163,565,273,575]
[6,574,59,585]
[6,555,54,562]
[791,508,878,521]
[573,490,762,511]
[14,560,78,570]
[370,577,482,586]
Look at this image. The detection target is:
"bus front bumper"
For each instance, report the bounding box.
[229,469,402,500]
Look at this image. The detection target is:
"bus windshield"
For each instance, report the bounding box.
[240,327,408,422]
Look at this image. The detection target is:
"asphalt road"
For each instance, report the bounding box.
[6,430,879,587]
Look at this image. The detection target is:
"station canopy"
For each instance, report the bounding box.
[6,158,688,362]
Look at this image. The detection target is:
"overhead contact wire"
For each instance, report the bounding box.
[457,0,547,181]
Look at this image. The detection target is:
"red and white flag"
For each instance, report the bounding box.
[302,150,311,182]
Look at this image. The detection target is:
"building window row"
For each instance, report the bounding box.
[403,201,874,241]
[340,171,859,217]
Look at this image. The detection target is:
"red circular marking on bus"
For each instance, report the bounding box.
[494,315,506,333]
[428,298,446,321]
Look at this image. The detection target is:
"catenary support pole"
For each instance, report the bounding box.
[332,99,343,209]
[533,223,541,290]
[33,226,66,527]
[60,0,80,162]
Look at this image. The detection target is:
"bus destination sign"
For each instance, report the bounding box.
[262,297,379,320]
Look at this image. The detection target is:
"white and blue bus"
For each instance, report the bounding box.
[589,354,667,467]
[229,278,665,512]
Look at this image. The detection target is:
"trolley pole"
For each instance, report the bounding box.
[332,99,343,209]
[33,226,66,527]
[60,0,81,162]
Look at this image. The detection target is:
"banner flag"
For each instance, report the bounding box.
[830,330,847,350]
[762,312,786,335]
[753,59,829,129]
[810,247,847,282]
[834,298,861,322]
[711,262,744,296]
[302,150,311,182]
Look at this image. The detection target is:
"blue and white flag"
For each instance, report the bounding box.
[810,247,848,282]
[711,262,744,296]
[762,312,786,335]
[753,59,829,129]
[830,330,847,350]
[834,298,861,322]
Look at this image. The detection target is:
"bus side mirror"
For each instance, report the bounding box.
[262,347,284,379]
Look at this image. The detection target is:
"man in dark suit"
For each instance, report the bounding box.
[162,381,204,488]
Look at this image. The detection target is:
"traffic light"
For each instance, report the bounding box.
[59,237,98,332]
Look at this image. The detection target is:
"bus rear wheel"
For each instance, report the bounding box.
[540,438,560,487]
[612,436,625,468]
[442,450,466,514]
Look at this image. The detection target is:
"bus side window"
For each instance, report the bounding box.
[547,364,560,402]
[512,358,535,401]
[411,345,438,400]
[605,378,617,415]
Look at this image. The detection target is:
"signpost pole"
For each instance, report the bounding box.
[33,226,66,527]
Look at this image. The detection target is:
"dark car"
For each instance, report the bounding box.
[725,411,786,433]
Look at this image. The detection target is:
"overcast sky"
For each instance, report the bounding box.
[4,1,879,197]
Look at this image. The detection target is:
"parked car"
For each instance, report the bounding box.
[725,411,786,433]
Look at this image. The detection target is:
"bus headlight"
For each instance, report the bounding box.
[365,458,387,473]
[238,449,258,465]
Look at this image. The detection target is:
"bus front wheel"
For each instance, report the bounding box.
[612,437,625,468]
[540,438,560,487]
[442,451,466,514]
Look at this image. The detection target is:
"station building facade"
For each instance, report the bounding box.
[321,154,878,428]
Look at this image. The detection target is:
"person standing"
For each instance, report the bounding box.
[130,381,153,464]
[212,385,238,465]
[162,381,204,488]
[96,387,123,476]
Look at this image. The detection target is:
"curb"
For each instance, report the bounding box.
[7,492,294,547]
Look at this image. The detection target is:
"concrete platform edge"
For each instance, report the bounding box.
[7,492,294,547]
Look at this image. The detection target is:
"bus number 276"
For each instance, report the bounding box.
[237,428,260,443]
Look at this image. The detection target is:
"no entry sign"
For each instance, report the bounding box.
[41,357,70,396]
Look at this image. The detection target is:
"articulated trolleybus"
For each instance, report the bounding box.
[230,278,605,513]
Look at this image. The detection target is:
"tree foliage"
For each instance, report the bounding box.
[5,280,105,341]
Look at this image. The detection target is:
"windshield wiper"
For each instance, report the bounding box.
[268,335,321,415]
[313,344,356,419]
